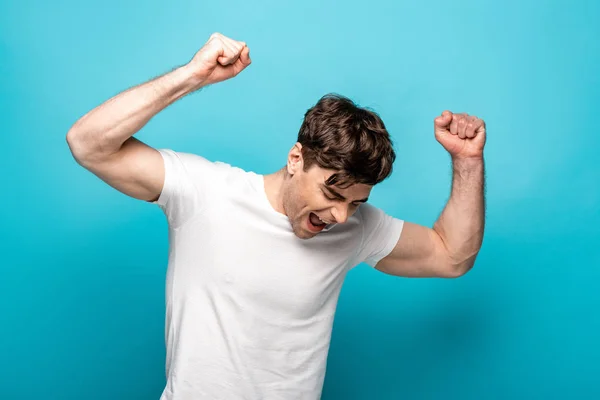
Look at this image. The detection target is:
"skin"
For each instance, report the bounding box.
[66,32,485,279]
[264,142,372,240]
[375,114,485,278]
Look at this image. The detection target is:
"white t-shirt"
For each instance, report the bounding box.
[153,149,404,400]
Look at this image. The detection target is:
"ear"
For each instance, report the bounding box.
[286,143,304,176]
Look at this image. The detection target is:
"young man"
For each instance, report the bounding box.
[67,33,486,400]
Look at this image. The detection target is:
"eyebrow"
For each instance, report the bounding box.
[321,185,369,203]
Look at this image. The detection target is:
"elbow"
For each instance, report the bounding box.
[445,262,474,279]
[66,128,78,150]
[66,128,103,167]
[437,265,467,279]
[440,254,478,279]
[432,228,481,279]
[66,124,121,167]
[66,129,79,157]
[66,129,87,165]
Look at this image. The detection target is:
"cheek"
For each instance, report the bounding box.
[292,178,328,214]
[287,184,310,216]
[299,190,327,211]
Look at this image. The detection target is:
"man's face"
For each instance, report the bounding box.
[282,145,372,240]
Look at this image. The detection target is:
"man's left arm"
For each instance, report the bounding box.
[376,111,486,278]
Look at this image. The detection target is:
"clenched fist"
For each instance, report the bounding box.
[434,111,486,159]
[186,32,251,86]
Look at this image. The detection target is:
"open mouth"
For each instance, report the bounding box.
[307,212,328,233]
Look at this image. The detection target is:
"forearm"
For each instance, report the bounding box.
[433,157,485,273]
[66,64,203,161]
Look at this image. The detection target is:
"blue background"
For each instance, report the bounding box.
[1,0,599,398]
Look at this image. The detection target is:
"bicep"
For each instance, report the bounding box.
[75,137,165,202]
[375,221,456,278]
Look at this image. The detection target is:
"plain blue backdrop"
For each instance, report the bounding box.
[1,0,599,398]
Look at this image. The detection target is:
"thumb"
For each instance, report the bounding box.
[239,45,251,66]
[434,111,452,133]
[434,110,452,125]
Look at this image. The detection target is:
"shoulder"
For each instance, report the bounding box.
[158,149,231,172]
[158,148,249,181]
[355,202,386,227]
[355,202,404,242]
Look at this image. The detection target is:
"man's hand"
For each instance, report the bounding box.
[434,111,486,159]
[186,32,252,87]
[376,111,487,278]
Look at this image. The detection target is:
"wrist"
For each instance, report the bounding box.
[451,155,484,165]
[170,64,207,96]
[451,156,484,178]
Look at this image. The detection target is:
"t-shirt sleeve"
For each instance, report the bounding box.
[152,148,228,228]
[354,203,405,268]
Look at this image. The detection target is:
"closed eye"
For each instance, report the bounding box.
[322,188,367,207]
[323,191,337,201]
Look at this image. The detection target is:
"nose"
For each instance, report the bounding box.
[331,205,349,224]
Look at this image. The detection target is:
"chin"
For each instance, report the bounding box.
[291,225,316,240]
[294,231,316,240]
[290,218,318,240]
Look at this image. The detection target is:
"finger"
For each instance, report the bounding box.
[231,55,250,76]
[224,37,243,54]
[238,44,251,66]
[220,40,241,65]
[213,34,240,63]
[478,119,486,132]
[223,36,246,57]
[215,32,238,48]
[450,114,460,135]
[233,40,246,52]
[457,115,469,139]
[211,33,247,64]
[208,33,238,66]
[220,47,252,78]
[231,41,246,62]
[207,35,227,64]
[473,119,486,135]
[434,110,452,128]
[205,36,226,63]
[465,116,478,138]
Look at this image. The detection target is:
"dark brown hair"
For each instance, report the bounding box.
[297,93,396,187]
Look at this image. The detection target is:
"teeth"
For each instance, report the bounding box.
[318,216,327,224]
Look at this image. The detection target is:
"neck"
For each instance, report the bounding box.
[263,167,288,215]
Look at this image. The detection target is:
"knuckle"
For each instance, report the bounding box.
[208,35,221,46]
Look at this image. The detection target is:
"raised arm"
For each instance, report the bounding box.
[376,111,486,278]
[66,32,251,201]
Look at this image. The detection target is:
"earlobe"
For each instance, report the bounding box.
[287,143,304,175]
[286,159,296,175]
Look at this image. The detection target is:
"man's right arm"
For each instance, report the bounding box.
[66,66,202,202]
[66,33,251,202]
